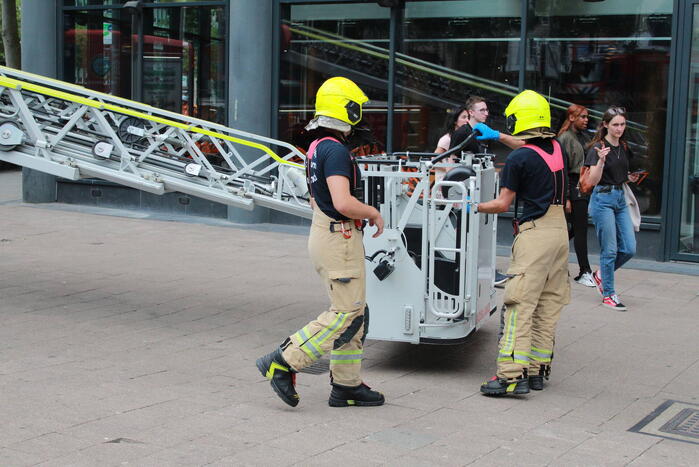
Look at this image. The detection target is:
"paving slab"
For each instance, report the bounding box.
[1,168,699,466]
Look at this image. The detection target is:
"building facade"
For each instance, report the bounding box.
[20,0,699,264]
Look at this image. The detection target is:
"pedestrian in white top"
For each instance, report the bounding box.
[434,104,469,154]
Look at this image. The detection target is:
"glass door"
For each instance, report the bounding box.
[63,3,226,124]
[669,1,699,261]
[63,7,135,100]
[141,6,227,124]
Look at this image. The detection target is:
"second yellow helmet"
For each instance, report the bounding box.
[314,77,369,126]
[504,90,551,135]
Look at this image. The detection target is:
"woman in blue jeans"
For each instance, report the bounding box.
[584,107,640,311]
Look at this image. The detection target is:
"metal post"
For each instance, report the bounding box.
[271,1,283,140]
[135,9,144,102]
[227,0,274,224]
[661,0,686,261]
[386,3,403,154]
[518,0,528,91]
[125,1,144,102]
[20,0,59,203]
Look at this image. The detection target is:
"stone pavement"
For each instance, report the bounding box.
[1,168,699,466]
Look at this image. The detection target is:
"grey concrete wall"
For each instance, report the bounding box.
[20,0,58,203]
[227,0,274,224]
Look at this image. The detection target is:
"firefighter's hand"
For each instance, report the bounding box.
[369,211,384,238]
[473,122,500,141]
[565,199,572,213]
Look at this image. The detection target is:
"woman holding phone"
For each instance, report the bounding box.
[584,107,641,311]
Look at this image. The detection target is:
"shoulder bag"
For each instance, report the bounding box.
[578,141,603,195]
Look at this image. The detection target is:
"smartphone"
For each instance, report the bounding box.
[629,169,649,185]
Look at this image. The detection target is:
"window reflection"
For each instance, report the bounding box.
[280,4,390,155]
[64,1,114,6]
[142,7,226,123]
[63,6,226,124]
[678,5,699,255]
[528,0,672,216]
[398,0,521,161]
[63,9,133,98]
[64,0,217,4]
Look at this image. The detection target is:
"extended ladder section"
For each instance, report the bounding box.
[0,65,499,344]
[0,66,312,219]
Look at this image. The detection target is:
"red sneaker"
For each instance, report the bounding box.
[592,270,604,297]
[602,294,627,311]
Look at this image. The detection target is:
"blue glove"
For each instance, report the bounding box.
[473,122,499,141]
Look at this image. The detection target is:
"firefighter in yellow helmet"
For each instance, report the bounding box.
[257,77,385,407]
[476,90,571,395]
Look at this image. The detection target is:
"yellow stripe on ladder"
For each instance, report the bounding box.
[0,73,304,169]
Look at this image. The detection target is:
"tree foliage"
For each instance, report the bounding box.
[0,0,21,68]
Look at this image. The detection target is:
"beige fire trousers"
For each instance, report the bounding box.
[281,207,367,387]
[497,205,571,380]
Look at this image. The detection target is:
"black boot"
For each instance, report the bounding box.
[329,382,385,407]
[529,365,550,391]
[256,348,300,407]
[528,375,544,391]
[480,375,529,396]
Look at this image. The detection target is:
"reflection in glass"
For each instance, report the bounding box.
[678,5,699,255]
[142,7,226,123]
[64,0,218,4]
[279,4,390,155]
[63,1,114,6]
[527,0,672,216]
[398,0,521,161]
[63,9,133,98]
[63,6,226,124]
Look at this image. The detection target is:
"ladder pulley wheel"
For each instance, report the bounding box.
[117,117,146,145]
[92,141,113,160]
[0,120,23,152]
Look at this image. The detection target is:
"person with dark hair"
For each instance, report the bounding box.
[256,77,385,408]
[584,107,640,311]
[434,104,469,154]
[558,104,595,287]
[447,96,490,153]
[476,90,570,396]
[450,96,524,153]
[431,102,473,202]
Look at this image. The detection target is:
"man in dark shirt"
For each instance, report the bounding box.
[476,90,571,396]
[449,95,523,153]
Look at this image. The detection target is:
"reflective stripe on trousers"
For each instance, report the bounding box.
[496,205,570,380]
[281,206,367,386]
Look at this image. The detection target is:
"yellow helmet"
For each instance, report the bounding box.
[504,90,551,135]
[314,77,368,126]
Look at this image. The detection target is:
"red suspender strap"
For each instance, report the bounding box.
[307,136,341,161]
[521,140,565,205]
[306,137,341,200]
[522,140,564,172]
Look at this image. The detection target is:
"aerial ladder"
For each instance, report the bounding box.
[0,65,498,344]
